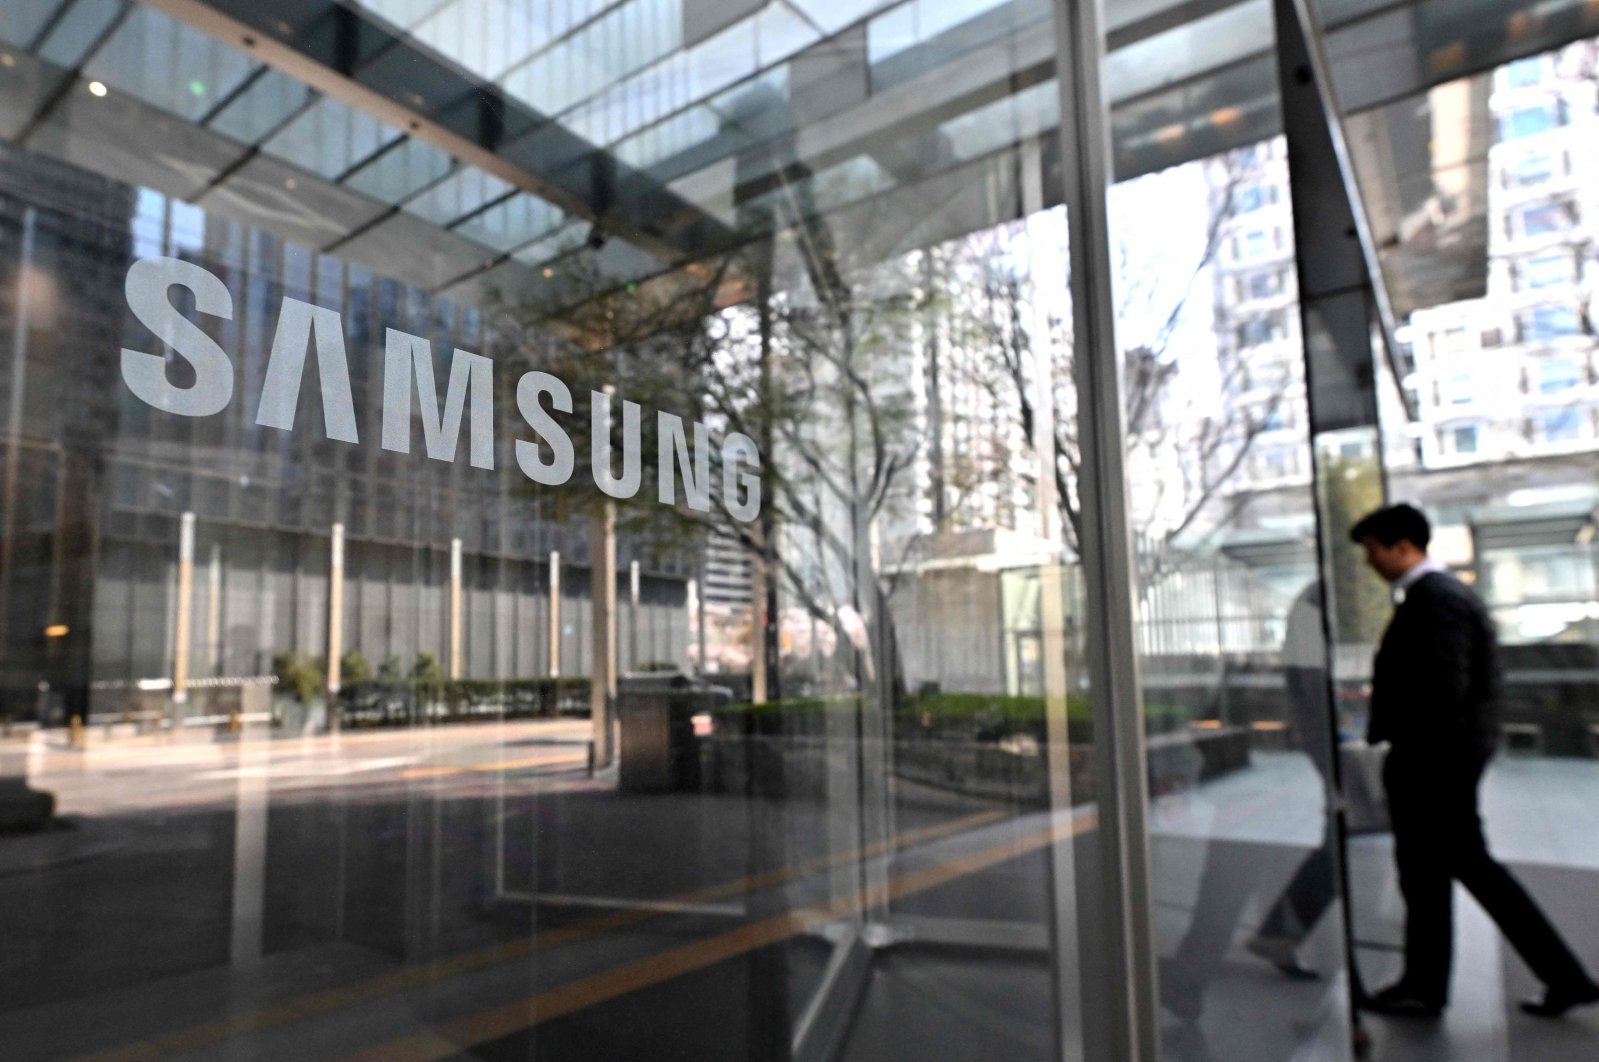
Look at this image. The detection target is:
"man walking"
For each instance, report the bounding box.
[1354,503,1599,1019]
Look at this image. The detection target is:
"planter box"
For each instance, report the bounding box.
[701,723,1252,807]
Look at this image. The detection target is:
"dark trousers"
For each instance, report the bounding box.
[1385,749,1592,1002]
[1258,667,1338,941]
[1259,839,1337,940]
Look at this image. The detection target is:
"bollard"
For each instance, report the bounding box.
[69,714,84,750]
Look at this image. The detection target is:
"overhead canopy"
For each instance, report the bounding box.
[1472,501,1599,551]
[1,0,1594,323]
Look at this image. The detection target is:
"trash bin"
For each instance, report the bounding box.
[617,673,730,793]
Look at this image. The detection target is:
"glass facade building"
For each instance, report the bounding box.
[1,0,1597,1059]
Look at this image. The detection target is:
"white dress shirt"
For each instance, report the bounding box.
[1393,556,1445,603]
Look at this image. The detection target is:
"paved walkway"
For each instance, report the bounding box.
[2,727,1597,1059]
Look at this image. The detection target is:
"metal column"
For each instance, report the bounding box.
[1275,0,1399,1040]
[1052,0,1158,1057]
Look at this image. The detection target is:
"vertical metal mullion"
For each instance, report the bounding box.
[1275,0,1396,1042]
[1051,0,1159,1060]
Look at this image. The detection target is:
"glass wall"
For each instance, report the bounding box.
[1342,34,1599,1055]
[1108,133,1351,1056]
[14,1,1593,1057]
[1101,3,1353,1052]
[0,1,1116,1059]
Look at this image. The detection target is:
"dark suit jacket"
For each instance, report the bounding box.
[1368,570,1502,761]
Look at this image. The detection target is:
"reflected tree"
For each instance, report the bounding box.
[484,188,939,703]
[978,146,1299,587]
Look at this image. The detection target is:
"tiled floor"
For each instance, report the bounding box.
[1153,750,1599,1060]
[1350,761,1599,1058]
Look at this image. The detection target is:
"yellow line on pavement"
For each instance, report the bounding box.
[75,807,1006,1061]
[350,811,1098,1062]
[469,754,583,772]
[398,766,462,779]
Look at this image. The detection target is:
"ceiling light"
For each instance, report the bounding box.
[87,80,108,97]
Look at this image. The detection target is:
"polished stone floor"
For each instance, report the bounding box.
[2,727,1596,1060]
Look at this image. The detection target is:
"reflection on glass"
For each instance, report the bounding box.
[262,96,404,181]
[1109,138,1351,1057]
[206,69,316,145]
[1343,36,1599,1046]
[0,0,1104,1056]
[83,6,256,123]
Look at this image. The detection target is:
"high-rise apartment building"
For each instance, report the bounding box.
[1403,41,1599,467]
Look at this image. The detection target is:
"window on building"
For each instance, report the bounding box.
[1247,270,1279,299]
[1538,357,1581,394]
[1452,425,1479,454]
[1506,57,1543,88]
[1540,408,1582,442]
[1241,228,1270,259]
[1519,252,1571,290]
[1501,103,1562,140]
[1234,185,1275,213]
[1237,312,1283,347]
[1515,202,1569,238]
[1508,150,1558,187]
[1439,326,1470,354]
[1520,305,1581,341]
[1446,372,1475,405]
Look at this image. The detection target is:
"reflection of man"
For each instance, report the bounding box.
[1159,580,1340,1023]
[1354,504,1599,1019]
[1245,581,1336,979]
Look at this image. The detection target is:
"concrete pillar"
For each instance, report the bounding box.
[549,550,561,677]
[629,558,640,671]
[326,524,345,707]
[449,536,463,680]
[206,543,222,675]
[173,511,195,708]
[750,538,768,704]
[688,576,704,675]
[0,207,36,664]
[590,505,616,765]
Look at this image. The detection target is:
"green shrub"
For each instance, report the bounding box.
[412,651,444,683]
[714,691,1189,745]
[340,649,373,684]
[271,650,324,702]
[335,676,594,728]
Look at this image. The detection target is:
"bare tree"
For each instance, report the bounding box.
[483,187,935,702]
[973,147,1298,590]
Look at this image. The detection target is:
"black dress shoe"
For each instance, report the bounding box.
[1362,983,1444,1018]
[1520,980,1599,1018]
